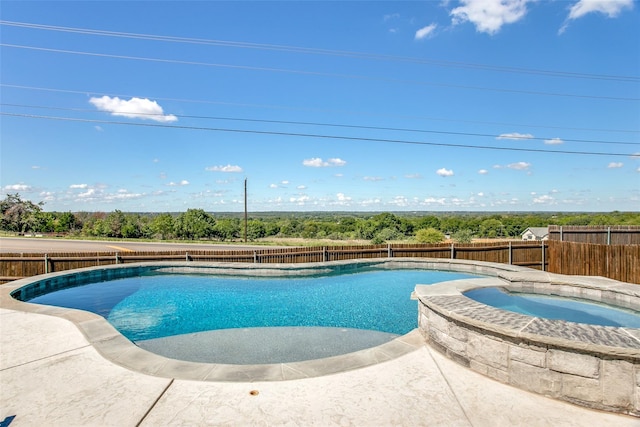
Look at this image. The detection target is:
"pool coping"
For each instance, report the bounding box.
[2,258,638,384]
[1,258,483,382]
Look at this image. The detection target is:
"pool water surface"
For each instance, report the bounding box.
[464,287,640,328]
[27,269,477,342]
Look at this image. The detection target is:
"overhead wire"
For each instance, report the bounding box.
[1,112,635,158]
[2,102,638,147]
[3,83,638,134]
[2,43,638,102]
[1,20,638,83]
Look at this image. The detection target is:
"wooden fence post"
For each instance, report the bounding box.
[387,243,392,258]
[508,241,512,265]
[323,247,327,262]
[115,252,119,264]
[185,252,189,261]
[541,241,545,271]
[44,254,49,274]
[253,250,257,263]
[450,243,455,259]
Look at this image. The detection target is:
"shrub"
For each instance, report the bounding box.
[415,227,445,244]
[452,229,474,243]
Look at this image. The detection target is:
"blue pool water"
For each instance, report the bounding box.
[26,269,476,341]
[464,287,640,328]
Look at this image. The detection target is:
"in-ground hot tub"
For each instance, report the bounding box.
[415,269,640,417]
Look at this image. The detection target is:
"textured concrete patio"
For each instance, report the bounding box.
[1,306,637,426]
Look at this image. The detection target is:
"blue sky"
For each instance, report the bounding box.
[1,0,638,213]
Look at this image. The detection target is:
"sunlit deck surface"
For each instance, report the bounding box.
[1,305,637,426]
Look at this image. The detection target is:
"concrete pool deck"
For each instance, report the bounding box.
[1,307,638,426]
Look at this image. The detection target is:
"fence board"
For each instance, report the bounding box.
[547,240,639,284]
[548,225,640,245]
[0,241,553,284]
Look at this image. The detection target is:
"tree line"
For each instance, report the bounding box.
[2,193,639,244]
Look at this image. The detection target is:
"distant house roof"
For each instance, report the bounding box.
[521,227,549,239]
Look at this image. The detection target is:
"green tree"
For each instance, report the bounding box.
[54,212,78,233]
[149,213,175,240]
[174,209,216,239]
[0,193,45,232]
[415,228,445,244]
[245,219,266,241]
[414,215,441,231]
[452,229,474,243]
[479,218,504,238]
[371,227,403,244]
[215,218,241,241]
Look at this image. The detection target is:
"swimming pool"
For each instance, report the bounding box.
[463,287,640,328]
[23,267,477,363]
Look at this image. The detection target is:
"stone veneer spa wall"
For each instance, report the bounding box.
[416,270,640,417]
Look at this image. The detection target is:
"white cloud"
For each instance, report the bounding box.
[389,196,410,206]
[450,0,532,35]
[608,162,624,168]
[507,162,531,170]
[289,195,310,205]
[544,137,564,145]
[89,96,177,123]
[3,183,32,192]
[560,0,633,33]
[40,191,55,201]
[297,185,307,190]
[31,165,42,169]
[167,180,189,186]
[78,188,96,198]
[478,169,488,175]
[436,168,454,177]
[302,157,346,167]
[205,165,243,173]
[384,13,400,22]
[405,173,422,179]
[415,23,437,40]
[533,194,555,204]
[94,126,104,132]
[69,184,88,189]
[269,183,278,189]
[567,0,633,20]
[423,197,446,205]
[280,180,290,185]
[496,132,534,140]
[107,190,143,201]
[336,193,352,202]
[364,176,384,181]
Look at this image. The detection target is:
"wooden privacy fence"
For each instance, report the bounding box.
[547,240,640,285]
[0,241,547,284]
[548,225,640,245]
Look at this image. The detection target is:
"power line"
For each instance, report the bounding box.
[2,43,638,102]
[2,112,635,157]
[3,83,639,134]
[2,103,638,147]
[1,20,637,83]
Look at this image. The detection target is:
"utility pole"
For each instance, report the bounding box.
[244,177,248,242]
